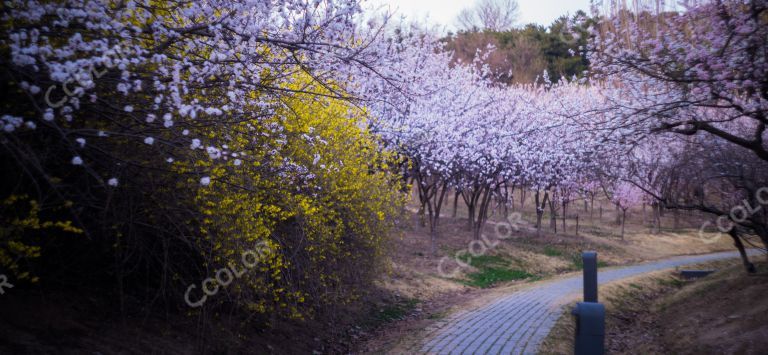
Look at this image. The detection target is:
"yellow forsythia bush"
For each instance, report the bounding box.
[0,195,83,283]
[182,75,405,319]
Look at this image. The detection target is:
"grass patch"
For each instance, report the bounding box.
[543,246,564,257]
[656,277,685,288]
[455,252,533,288]
[569,253,609,270]
[455,253,507,268]
[464,267,533,288]
[571,254,583,269]
[369,298,419,325]
[428,311,448,320]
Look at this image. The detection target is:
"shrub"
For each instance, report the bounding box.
[0,0,404,329]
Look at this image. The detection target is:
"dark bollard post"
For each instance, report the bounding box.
[574,251,604,355]
[573,302,605,355]
[583,251,598,303]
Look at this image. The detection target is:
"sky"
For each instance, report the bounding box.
[366,0,594,31]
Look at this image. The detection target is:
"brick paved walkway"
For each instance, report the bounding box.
[416,251,748,355]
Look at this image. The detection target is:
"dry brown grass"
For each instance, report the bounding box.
[537,267,689,355]
[384,193,733,301]
[395,187,732,277]
[539,259,768,355]
[655,262,768,354]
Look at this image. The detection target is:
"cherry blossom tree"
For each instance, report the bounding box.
[589,0,767,162]
[608,181,646,239]
[588,0,768,258]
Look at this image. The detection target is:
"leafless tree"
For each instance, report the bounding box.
[456,0,519,31]
[627,136,768,268]
[443,32,545,84]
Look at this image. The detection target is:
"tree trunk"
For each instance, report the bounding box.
[425,193,436,255]
[474,185,493,240]
[468,202,475,230]
[754,225,768,263]
[434,183,448,227]
[535,191,541,231]
[599,201,603,220]
[535,190,548,236]
[729,229,756,273]
[621,209,627,240]
[520,187,527,210]
[576,215,580,236]
[418,204,426,227]
[562,200,567,234]
[549,199,557,233]
[452,190,459,218]
[462,189,477,231]
[471,188,482,229]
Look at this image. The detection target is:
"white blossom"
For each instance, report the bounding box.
[43,109,54,121]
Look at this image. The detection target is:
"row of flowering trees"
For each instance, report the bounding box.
[358,30,636,252]
[362,0,767,267]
